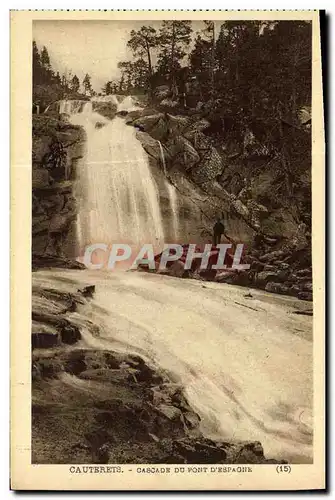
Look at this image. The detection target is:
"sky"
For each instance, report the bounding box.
[33,20,221,92]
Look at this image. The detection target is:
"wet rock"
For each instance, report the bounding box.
[134,363,164,384]
[157,404,183,422]
[95,121,107,129]
[32,289,77,316]
[136,131,171,164]
[64,351,87,375]
[32,357,64,379]
[183,411,201,429]
[78,285,95,298]
[165,135,200,171]
[32,322,61,349]
[132,113,165,135]
[32,254,86,271]
[60,321,81,345]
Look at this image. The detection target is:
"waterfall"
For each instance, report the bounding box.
[157,140,167,177]
[157,140,180,242]
[117,95,142,112]
[165,182,179,241]
[67,98,165,256]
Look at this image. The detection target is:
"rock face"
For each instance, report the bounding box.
[125,107,312,300]
[32,277,284,465]
[32,115,86,265]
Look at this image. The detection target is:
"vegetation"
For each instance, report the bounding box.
[32,41,90,112]
[106,20,311,227]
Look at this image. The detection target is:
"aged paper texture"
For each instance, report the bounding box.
[11,10,325,490]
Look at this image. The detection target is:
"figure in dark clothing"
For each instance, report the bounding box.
[213,213,227,246]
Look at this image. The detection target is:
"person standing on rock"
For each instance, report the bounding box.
[213,212,229,246]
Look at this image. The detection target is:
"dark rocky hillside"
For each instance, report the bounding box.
[32,115,86,266]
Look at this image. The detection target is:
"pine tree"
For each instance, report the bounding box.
[157,21,192,95]
[54,71,62,85]
[189,33,213,100]
[71,74,80,93]
[127,26,157,93]
[40,46,51,69]
[32,41,42,85]
[83,73,92,95]
[118,61,134,90]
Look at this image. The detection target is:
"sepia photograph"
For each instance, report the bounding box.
[10,10,325,490]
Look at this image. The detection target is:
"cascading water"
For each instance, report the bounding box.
[165,182,179,241]
[117,95,142,112]
[45,99,89,115]
[157,140,180,241]
[69,97,165,255]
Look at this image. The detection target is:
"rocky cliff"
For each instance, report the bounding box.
[125,107,312,301]
[32,115,86,268]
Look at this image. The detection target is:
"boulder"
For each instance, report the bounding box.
[163,260,185,278]
[157,404,183,422]
[184,129,212,151]
[190,147,222,185]
[265,282,290,295]
[124,110,143,123]
[136,131,171,164]
[78,285,95,298]
[60,321,81,345]
[132,113,165,135]
[166,114,191,135]
[32,321,61,349]
[165,135,200,171]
